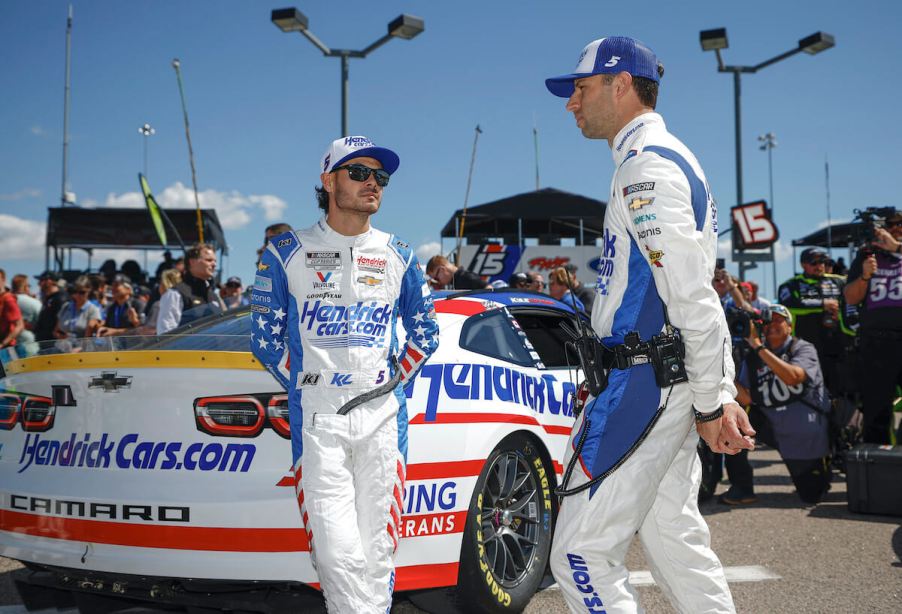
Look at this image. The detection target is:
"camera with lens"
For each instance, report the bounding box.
[725,306,772,340]
[853,206,898,247]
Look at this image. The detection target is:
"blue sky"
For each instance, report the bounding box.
[1,0,899,299]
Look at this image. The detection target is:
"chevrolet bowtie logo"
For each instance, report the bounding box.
[89,371,133,393]
[628,196,655,210]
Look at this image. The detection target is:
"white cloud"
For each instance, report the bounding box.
[91,181,288,230]
[249,194,288,221]
[416,241,441,264]
[30,125,47,137]
[0,188,42,202]
[0,214,47,260]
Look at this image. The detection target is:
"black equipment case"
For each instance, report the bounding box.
[844,444,902,516]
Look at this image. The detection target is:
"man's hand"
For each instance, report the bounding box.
[823,298,839,316]
[873,227,900,253]
[697,402,756,455]
[746,320,762,348]
[862,253,878,279]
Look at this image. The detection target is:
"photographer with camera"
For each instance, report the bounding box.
[778,248,846,395]
[735,304,833,504]
[844,209,902,444]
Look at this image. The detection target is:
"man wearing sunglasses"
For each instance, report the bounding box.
[545,36,749,612]
[844,210,902,443]
[251,136,438,613]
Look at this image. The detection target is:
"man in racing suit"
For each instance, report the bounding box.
[545,37,754,613]
[251,136,439,613]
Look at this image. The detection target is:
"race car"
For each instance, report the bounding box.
[0,289,587,613]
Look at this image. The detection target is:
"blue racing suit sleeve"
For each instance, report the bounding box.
[396,250,439,383]
[249,246,293,391]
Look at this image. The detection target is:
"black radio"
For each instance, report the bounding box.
[608,329,688,388]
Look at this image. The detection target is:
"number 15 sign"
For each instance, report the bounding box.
[731,201,779,250]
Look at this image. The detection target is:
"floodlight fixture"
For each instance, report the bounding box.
[388,15,425,40]
[271,8,308,33]
[799,32,835,55]
[700,28,728,51]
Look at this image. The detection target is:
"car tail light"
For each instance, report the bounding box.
[0,394,20,430]
[21,396,55,432]
[194,396,265,437]
[573,382,590,418]
[267,394,291,438]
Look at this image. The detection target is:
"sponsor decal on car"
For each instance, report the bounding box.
[9,494,190,523]
[88,372,132,393]
[509,297,556,305]
[407,363,576,421]
[17,433,255,474]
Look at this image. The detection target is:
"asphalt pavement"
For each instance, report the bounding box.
[2,446,900,613]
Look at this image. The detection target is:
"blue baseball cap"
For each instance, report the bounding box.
[321,135,400,175]
[546,36,660,98]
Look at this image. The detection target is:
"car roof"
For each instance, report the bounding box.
[434,288,583,315]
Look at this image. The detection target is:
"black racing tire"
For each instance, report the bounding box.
[456,433,555,613]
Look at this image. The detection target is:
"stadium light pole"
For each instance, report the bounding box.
[138,123,155,178]
[271,7,424,137]
[700,28,835,281]
[758,132,777,296]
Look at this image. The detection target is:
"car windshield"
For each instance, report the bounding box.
[0,308,252,374]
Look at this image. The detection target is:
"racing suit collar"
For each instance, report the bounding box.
[316,215,373,247]
[611,112,664,166]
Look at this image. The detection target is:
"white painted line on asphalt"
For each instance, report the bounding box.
[543,564,781,591]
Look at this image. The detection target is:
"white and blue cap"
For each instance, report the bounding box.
[546,36,660,98]
[321,135,400,175]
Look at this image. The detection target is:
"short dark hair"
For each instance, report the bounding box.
[604,62,664,109]
[185,242,214,262]
[265,222,292,236]
[315,185,329,213]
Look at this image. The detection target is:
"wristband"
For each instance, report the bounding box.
[694,405,724,423]
[754,345,766,355]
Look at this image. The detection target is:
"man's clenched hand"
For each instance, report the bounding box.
[697,402,756,454]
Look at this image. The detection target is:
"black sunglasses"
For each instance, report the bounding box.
[332,163,390,187]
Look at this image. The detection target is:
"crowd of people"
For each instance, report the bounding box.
[701,212,902,506]
[0,245,257,361]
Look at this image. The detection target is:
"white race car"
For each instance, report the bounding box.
[0,290,586,613]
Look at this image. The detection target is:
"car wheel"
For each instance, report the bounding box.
[457,433,554,613]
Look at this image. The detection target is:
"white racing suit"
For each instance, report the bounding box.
[251,218,439,613]
[550,113,737,613]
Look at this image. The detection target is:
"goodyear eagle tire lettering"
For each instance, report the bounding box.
[453,433,554,613]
